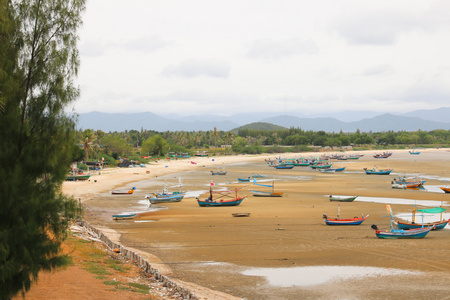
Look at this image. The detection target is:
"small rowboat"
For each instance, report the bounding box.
[238,177,251,182]
[232,213,251,217]
[66,174,91,181]
[112,187,136,194]
[329,195,358,202]
[274,165,294,169]
[112,213,137,220]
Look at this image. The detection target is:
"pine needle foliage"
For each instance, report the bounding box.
[0,0,85,298]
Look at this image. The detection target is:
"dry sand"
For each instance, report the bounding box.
[66,149,450,299]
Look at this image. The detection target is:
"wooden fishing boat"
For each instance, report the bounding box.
[112,187,136,194]
[311,163,332,169]
[146,193,184,204]
[396,205,449,230]
[392,176,426,185]
[197,187,246,207]
[112,213,137,220]
[323,205,368,225]
[238,177,251,182]
[251,178,283,197]
[409,150,421,155]
[329,195,358,202]
[440,187,450,193]
[66,174,91,181]
[372,225,433,239]
[364,167,392,175]
[371,205,433,239]
[274,165,294,169]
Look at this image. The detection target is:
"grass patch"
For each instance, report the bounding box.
[104,280,121,286]
[94,276,107,280]
[83,262,111,276]
[128,283,149,294]
[106,258,129,273]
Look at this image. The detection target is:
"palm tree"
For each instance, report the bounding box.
[82,130,96,162]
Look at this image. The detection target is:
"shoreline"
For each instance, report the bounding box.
[65,148,450,299]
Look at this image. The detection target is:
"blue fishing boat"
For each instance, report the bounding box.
[274,165,294,169]
[409,150,421,155]
[371,205,433,239]
[364,167,392,175]
[146,193,184,204]
[238,177,251,182]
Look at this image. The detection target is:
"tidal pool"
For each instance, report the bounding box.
[242,266,418,287]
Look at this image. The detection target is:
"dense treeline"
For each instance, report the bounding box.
[76,127,450,165]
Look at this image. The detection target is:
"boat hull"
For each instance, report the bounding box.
[197,197,245,207]
[66,175,91,181]
[112,213,136,220]
[250,190,283,197]
[440,187,450,193]
[325,217,367,225]
[374,227,432,239]
[329,196,358,202]
[148,194,184,204]
[397,220,448,230]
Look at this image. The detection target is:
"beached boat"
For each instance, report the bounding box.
[440,187,450,193]
[329,195,358,202]
[323,205,368,225]
[232,213,250,217]
[66,174,91,181]
[112,213,137,220]
[252,174,267,178]
[274,165,294,169]
[364,167,392,175]
[197,187,246,207]
[396,205,449,230]
[391,183,421,189]
[250,178,283,197]
[112,187,136,194]
[392,176,426,186]
[146,193,184,204]
[409,150,421,155]
[311,163,332,169]
[211,169,227,175]
[371,205,433,239]
[238,177,251,182]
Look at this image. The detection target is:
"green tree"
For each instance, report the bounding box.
[142,135,168,156]
[0,0,85,298]
[101,134,131,158]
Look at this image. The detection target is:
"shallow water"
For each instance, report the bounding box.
[241,266,418,287]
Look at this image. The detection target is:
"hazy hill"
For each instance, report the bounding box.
[231,122,287,133]
[77,108,450,132]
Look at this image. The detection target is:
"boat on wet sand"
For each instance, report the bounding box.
[197,187,246,207]
[251,178,283,197]
[371,205,433,239]
[323,204,368,225]
[329,195,358,202]
[396,205,449,230]
[440,187,450,193]
[364,167,393,175]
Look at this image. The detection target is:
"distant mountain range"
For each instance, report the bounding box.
[77,107,450,132]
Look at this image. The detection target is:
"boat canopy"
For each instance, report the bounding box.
[417,207,446,214]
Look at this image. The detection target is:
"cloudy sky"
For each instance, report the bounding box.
[75,0,450,116]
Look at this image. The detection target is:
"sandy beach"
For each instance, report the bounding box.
[54,149,450,299]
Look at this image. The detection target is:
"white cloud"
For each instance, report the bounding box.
[161,59,231,78]
[246,38,319,59]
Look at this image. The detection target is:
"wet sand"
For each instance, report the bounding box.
[69,150,450,299]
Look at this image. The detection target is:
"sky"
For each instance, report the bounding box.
[74,0,450,117]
